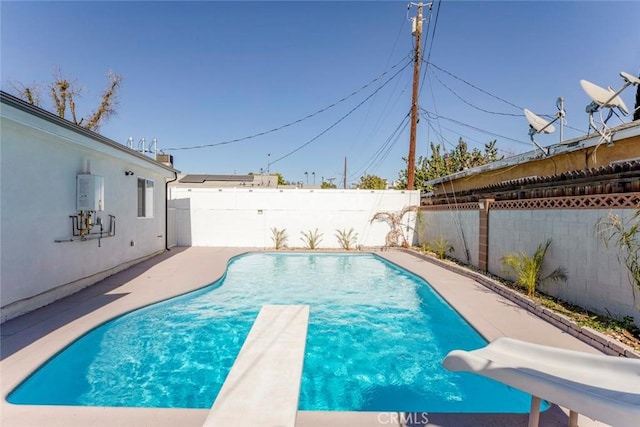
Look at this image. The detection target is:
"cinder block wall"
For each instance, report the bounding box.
[417,209,478,266]
[489,208,635,321]
[419,204,639,325]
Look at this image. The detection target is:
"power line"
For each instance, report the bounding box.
[423,115,514,156]
[426,61,587,135]
[430,68,524,117]
[417,3,433,95]
[424,0,440,67]
[349,13,408,156]
[428,61,524,111]
[420,108,531,146]
[349,112,411,179]
[366,116,410,176]
[425,71,446,149]
[270,60,413,166]
[424,116,455,150]
[163,56,412,151]
[418,0,441,97]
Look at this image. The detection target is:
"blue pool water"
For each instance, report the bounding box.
[8,253,539,412]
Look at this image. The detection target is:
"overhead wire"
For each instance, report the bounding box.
[424,0,440,67]
[349,12,409,156]
[427,61,587,134]
[270,60,413,166]
[430,68,524,117]
[416,3,432,93]
[348,111,411,180]
[427,61,524,111]
[162,56,411,151]
[418,0,440,97]
[425,71,446,148]
[421,108,531,146]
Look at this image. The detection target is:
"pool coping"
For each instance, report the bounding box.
[0,247,615,426]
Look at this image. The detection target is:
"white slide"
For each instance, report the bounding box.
[442,337,640,427]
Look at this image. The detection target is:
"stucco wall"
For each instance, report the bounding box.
[167,188,420,248]
[1,101,173,321]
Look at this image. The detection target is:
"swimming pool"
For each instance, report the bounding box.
[8,253,537,412]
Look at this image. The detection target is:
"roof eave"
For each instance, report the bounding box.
[1,91,180,175]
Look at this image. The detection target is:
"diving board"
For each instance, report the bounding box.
[203,304,309,427]
[442,337,640,427]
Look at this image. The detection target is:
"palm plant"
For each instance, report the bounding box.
[370,205,418,248]
[270,227,288,250]
[500,239,567,297]
[300,228,323,249]
[335,228,358,250]
[596,209,640,294]
[426,237,453,259]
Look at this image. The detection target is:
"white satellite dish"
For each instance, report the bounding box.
[621,71,640,86]
[607,86,629,115]
[523,98,565,156]
[525,109,556,134]
[581,71,640,145]
[581,80,627,112]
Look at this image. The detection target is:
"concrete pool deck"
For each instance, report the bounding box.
[0,247,616,426]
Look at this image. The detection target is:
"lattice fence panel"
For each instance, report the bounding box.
[420,202,479,211]
[421,194,640,210]
[491,193,640,210]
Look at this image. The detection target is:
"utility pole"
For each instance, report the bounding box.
[343,157,347,189]
[408,2,426,190]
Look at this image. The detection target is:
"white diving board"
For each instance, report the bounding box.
[442,337,640,427]
[203,304,309,427]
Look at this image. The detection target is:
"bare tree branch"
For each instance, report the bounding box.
[9,81,42,106]
[10,69,121,131]
[84,71,122,131]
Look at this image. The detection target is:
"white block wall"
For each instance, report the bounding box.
[489,209,636,321]
[419,206,638,324]
[417,209,478,266]
[168,188,420,248]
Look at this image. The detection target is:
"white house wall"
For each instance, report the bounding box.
[1,101,174,321]
[168,188,420,248]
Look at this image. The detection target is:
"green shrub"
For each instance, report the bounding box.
[335,228,358,250]
[501,239,567,297]
[270,227,288,250]
[300,228,323,249]
[425,237,453,260]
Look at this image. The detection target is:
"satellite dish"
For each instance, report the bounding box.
[580,80,627,113]
[581,71,640,146]
[523,100,565,156]
[621,71,640,86]
[525,109,556,134]
[607,87,629,115]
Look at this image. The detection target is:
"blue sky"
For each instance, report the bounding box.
[2,1,639,186]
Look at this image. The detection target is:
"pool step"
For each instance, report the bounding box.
[202,304,309,427]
